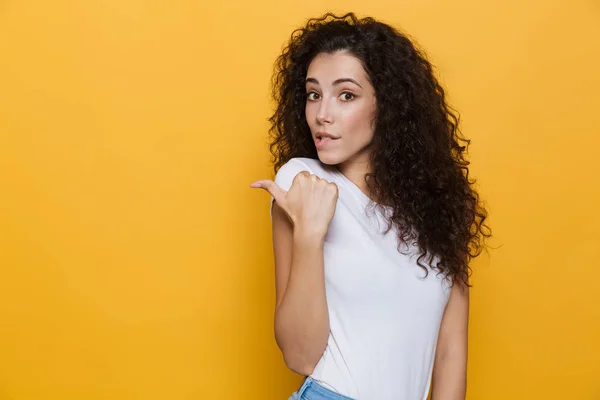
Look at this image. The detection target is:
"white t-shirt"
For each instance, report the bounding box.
[269,157,452,400]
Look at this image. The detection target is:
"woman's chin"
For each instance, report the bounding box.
[317,153,340,165]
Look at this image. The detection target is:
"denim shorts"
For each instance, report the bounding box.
[288,376,355,400]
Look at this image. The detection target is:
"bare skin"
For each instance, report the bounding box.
[250,172,338,374]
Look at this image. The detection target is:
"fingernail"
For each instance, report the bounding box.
[249,182,260,188]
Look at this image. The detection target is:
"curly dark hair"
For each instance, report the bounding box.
[267,12,492,288]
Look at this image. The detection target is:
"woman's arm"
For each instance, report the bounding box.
[431,282,470,400]
[271,201,330,375]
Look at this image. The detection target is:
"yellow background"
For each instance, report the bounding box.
[1,0,598,399]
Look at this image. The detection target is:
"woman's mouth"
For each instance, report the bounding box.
[315,136,339,149]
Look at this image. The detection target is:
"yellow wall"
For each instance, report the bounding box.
[0,1,598,399]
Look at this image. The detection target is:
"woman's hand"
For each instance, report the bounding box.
[250,171,339,237]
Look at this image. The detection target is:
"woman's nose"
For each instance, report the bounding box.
[317,104,333,124]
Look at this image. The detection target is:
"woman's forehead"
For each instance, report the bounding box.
[306,51,368,83]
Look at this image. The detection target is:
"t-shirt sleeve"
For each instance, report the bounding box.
[269,158,312,220]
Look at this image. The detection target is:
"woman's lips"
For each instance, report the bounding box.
[315,136,339,150]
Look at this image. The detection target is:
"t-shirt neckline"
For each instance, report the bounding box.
[329,166,379,207]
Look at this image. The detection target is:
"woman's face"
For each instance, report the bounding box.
[305,50,377,168]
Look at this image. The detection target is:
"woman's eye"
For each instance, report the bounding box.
[307,92,320,101]
[340,92,355,101]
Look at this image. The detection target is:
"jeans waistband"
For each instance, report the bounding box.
[295,376,355,400]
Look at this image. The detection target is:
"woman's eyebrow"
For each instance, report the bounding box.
[305,77,363,89]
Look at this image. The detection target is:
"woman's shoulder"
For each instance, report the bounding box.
[281,157,316,170]
[281,157,334,177]
[274,157,335,191]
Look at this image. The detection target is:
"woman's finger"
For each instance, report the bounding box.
[250,179,287,206]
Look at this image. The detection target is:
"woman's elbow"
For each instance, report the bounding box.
[283,352,317,376]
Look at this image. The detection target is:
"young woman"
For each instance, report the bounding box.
[250,12,491,400]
